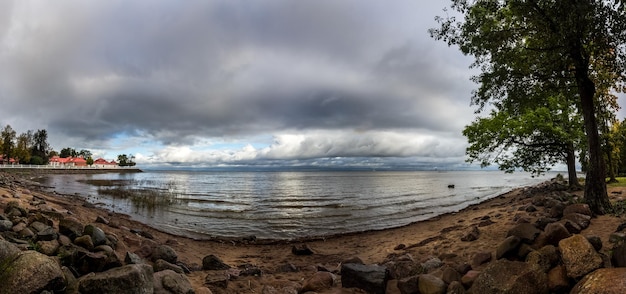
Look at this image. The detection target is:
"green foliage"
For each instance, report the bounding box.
[464,94,583,176]
[86,157,94,166]
[432,0,626,214]
[59,147,77,158]
[117,154,136,167]
[29,155,44,165]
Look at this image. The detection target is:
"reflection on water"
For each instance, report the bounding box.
[36,171,552,240]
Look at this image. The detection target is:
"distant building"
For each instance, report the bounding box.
[49,156,118,168]
[0,155,17,165]
[93,158,119,168]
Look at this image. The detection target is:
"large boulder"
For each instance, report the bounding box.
[152,244,178,264]
[0,251,66,294]
[83,224,107,246]
[77,263,154,294]
[419,274,447,294]
[0,239,20,260]
[468,259,548,294]
[571,268,626,294]
[301,271,336,292]
[59,217,84,240]
[153,269,194,294]
[563,203,592,217]
[341,263,389,294]
[559,234,603,279]
[507,223,542,244]
[202,254,230,270]
[496,236,521,259]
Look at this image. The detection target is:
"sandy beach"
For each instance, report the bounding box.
[1,171,624,293]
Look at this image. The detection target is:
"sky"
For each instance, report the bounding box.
[0,1,623,170]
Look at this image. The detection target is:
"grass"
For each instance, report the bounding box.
[88,179,183,210]
[607,177,626,188]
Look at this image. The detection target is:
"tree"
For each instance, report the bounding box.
[431,0,626,214]
[117,154,136,167]
[464,94,584,189]
[78,149,92,159]
[86,157,94,166]
[15,131,33,164]
[31,129,50,164]
[59,147,77,158]
[0,125,16,164]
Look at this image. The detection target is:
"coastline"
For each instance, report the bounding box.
[1,170,624,293]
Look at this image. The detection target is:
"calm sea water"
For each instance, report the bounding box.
[36,170,551,240]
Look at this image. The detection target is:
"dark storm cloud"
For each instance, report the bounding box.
[0,0,475,163]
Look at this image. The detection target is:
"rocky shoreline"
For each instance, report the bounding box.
[2,171,626,293]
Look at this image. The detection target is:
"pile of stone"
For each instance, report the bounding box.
[0,197,195,294]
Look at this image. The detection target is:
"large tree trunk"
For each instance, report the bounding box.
[576,67,612,215]
[566,143,582,190]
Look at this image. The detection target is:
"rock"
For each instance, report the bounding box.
[559,234,603,279]
[238,263,262,276]
[154,259,185,274]
[153,269,194,294]
[562,213,591,230]
[18,227,35,239]
[442,266,461,284]
[609,232,626,244]
[586,235,602,251]
[535,217,558,230]
[202,254,230,270]
[472,251,492,267]
[340,263,389,294]
[59,217,84,240]
[0,239,20,260]
[74,235,95,250]
[571,268,626,294]
[0,251,66,294]
[507,223,541,244]
[611,240,626,267]
[461,270,480,288]
[36,240,60,256]
[542,222,572,246]
[559,219,582,234]
[301,271,335,292]
[36,226,58,242]
[547,265,569,293]
[342,256,364,265]
[496,236,521,259]
[84,224,107,246]
[125,252,144,264]
[204,271,229,289]
[291,244,314,255]
[421,257,443,273]
[461,226,480,241]
[95,215,110,225]
[397,275,419,294]
[152,244,178,264]
[75,249,109,274]
[549,202,565,218]
[563,203,592,216]
[276,263,298,273]
[419,274,446,294]
[385,260,423,280]
[0,219,13,232]
[525,245,559,273]
[394,243,406,250]
[447,281,466,294]
[77,264,154,294]
[469,259,548,294]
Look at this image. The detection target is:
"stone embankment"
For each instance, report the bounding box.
[2,171,626,293]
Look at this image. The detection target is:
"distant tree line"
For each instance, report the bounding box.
[0,124,135,167]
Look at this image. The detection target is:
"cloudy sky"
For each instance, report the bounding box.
[0,1,621,169]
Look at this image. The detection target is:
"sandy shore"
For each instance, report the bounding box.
[1,172,624,293]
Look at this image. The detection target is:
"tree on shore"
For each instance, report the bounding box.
[15,131,33,164]
[431,0,626,214]
[464,94,584,189]
[31,129,51,164]
[117,154,136,167]
[0,125,16,164]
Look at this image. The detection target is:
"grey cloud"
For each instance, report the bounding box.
[0,0,475,164]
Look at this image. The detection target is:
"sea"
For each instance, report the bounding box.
[35,170,553,240]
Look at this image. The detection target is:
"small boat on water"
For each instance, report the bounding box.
[447,184,455,188]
